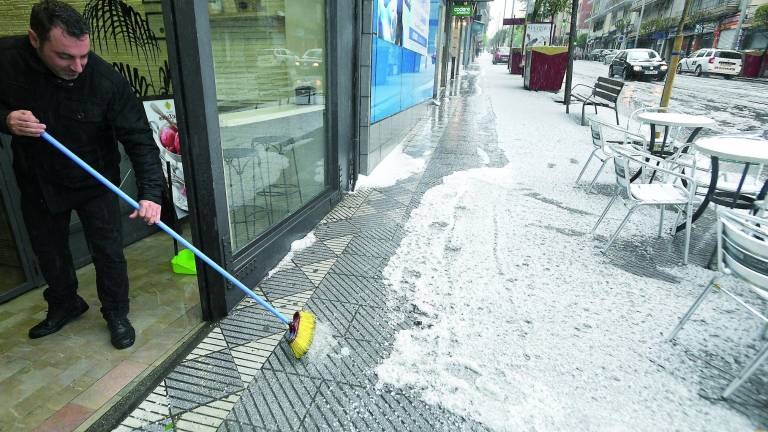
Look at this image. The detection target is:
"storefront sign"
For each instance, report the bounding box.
[402,0,430,55]
[503,18,525,25]
[452,4,472,17]
[143,99,188,216]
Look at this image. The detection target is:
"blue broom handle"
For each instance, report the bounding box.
[40,132,291,325]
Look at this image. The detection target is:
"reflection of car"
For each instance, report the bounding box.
[493,47,510,64]
[258,48,298,66]
[601,49,618,64]
[609,49,668,81]
[299,48,323,68]
[677,49,742,78]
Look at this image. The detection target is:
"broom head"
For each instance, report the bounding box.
[287,310,315,359]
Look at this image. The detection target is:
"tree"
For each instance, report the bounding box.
[575,32,588,48]
[529,0,571,23]
[754,4,768,76]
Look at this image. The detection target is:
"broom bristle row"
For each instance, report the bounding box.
[288,310,316,359]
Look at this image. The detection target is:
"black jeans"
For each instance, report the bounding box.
[21,191,129,318]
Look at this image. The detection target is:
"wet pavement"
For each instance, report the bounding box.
[569,60,768,134]
[115,60,767,431]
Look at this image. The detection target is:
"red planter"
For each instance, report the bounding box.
[523,46,568,92]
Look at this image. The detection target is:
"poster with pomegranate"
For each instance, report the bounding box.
[142,99,188,217]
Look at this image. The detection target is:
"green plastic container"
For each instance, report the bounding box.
[171,249,197,275]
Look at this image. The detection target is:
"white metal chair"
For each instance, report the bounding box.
[576,117,646,194]
[592,144,697,264]
[668,207,768,398]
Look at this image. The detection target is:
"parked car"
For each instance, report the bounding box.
[299,48,323,68]
[677,49,742,78]
[609,49,668,81]
[601,49,619,64]
[589,49,605,61]
[493,47,510,65]
[258,48,299,66]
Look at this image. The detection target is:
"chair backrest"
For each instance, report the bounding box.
[594,77,624,103]
[587,117,646,150]
[611,147,634,195]
[718,209,768,295]
[589,118,605,150]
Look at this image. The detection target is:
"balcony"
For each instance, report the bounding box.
[585,0,634,22]
[630,0,667,12]
[688,0,739,17]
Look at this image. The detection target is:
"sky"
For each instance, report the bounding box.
[488,0,529,39]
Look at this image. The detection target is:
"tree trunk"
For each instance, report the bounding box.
[762,40,768,77]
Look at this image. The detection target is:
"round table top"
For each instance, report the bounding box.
[222,147,258,160]
[637,112,716,128]
[695,136,768,164]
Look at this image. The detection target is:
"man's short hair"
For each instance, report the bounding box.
[30,0,90,43]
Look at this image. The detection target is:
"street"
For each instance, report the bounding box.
[567,60,768,134]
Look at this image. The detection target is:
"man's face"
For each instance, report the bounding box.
[29,26,90,81]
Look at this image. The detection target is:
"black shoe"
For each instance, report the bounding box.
[29,296,89,339]
[105,314,135,349]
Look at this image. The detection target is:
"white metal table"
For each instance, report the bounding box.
[637,112,717,158]
[679,135,768,232]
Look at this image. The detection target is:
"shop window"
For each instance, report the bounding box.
[208,0,328,252]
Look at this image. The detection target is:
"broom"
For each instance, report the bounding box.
[40,132,315,359]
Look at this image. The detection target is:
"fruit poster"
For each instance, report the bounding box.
[143,99,188,217]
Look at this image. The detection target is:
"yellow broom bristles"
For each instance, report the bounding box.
[288,310,316,359]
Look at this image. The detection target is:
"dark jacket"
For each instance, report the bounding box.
[0,36,164,213]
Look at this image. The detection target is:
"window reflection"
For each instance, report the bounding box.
[209,0,328,252]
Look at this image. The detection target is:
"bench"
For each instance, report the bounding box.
[567,77,624,126]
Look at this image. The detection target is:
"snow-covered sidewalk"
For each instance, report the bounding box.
[377,61,767,431]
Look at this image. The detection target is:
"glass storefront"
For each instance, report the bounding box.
[208,0,329,252]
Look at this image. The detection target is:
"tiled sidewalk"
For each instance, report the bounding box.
[116,74,505,432]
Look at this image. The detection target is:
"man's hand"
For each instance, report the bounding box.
[129,200,161,225]
[6,110,46,137]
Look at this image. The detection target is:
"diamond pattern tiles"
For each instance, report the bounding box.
[258,267,315,301]
[165,350,244,415]
[300,382,491,432]
[291,242,336,266]
[299,259,334,286]
[222,370,322,431]
[115,382,170,431]
[321,235,352,256]
[174,393,242,432]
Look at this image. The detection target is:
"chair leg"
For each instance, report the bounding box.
[614,108,620,125]
[667,276,719,341]
[658,205,665,237]
[722,342,768,398]
[604,206,638,253]
[683,200,694,265]
[575,149,598,184]
[587,158,610,194]
[581,103,587,126]
[673,206,683,231]
[592,190,620,233]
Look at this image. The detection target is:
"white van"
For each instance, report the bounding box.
[677,49,743,78]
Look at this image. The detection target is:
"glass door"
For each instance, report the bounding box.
[0,135,41,303]
[208,0,329,252]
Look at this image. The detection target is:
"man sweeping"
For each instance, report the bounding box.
[0,0,164,349]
